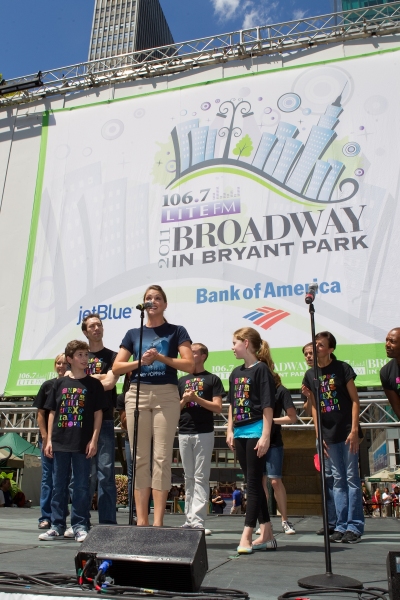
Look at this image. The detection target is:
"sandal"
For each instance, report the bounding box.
[38,520,51,529]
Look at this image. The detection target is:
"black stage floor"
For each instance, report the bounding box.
[0,508,398,599]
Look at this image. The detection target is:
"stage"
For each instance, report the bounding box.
[0,508,398,599]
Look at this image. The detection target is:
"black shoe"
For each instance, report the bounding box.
[316,527,335,536]
[329,531,344,543]
[342,531,361,544]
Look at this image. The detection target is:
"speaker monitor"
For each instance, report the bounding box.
[387,551,400,600]
[75,525,208,593]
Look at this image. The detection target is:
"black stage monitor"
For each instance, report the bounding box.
[387,551,400,600]
[75,525,208,593]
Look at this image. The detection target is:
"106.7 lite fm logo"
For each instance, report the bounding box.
[154,84,369,272]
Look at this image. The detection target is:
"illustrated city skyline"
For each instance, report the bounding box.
[169,92,359,204]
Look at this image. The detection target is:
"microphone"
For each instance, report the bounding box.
[305,283,318,305]
[136,301,153,311]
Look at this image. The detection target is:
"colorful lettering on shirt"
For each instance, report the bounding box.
[58,387,87,428]
[183,377,204,408]
[319,374,340,413]
[87,357,104,375]
[396,376,400,391]
[233,376,252,422]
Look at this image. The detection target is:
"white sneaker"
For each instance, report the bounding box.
[282,520,296,534]
[64,526,75,538]
[204,529,212,536]
[255,527,261,535]
[75,530,88,543]
[38,529,61,541]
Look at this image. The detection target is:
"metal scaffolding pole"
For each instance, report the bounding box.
[1,2,400,107]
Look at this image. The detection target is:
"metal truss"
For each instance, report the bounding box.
[2,2,400,108]
[1,393,398,436]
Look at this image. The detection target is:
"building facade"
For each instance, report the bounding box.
[88,0,174,61]
[340,0,397,9]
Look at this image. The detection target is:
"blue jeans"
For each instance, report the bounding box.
[89,420,117,524]
[328,441,364,536]
[39,441,54,523]
[324,455,337,529]
[317,439,336,529]
[265,445,284,479]
[52,451,91,535]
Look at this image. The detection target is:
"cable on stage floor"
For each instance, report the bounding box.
[0,571,249,600]
[277,585,389,600]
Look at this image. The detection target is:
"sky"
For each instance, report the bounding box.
[1,0,334,80]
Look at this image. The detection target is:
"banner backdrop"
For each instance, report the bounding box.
[6,48,400,395]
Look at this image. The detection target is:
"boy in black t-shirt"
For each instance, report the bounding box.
[380,328,400,420]
[178,343,225,535]
[39,340,106,543]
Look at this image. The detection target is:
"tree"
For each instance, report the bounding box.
[232,134,253,160]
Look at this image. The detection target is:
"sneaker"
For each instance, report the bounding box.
[38,520,51,530]
[316,526,335,536]
[282,520,296,534]
[180,523,192,529]
[64,526,75,538]
[342,531,361,544]
[252,537,277,551]
[329,531,344,543]
[38,529,61,541]
[255,527,261,535]
[191,525,212,536]
[75,530,88,543]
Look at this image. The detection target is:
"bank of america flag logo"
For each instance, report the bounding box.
[243,306,290,329]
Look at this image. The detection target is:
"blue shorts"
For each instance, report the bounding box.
[264,445,284,479]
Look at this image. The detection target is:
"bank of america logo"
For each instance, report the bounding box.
[243,306,290,329]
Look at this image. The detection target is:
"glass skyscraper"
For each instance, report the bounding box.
[340,0,397,9]
[89,0,174,61]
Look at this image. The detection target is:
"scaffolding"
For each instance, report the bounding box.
[1,2,400,107]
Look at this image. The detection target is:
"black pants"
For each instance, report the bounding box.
[235,437,270,528]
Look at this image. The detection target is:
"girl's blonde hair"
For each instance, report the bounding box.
[54,353,66,369]
[233,327,281,388]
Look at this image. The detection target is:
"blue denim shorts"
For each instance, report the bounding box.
[264,445,284,479]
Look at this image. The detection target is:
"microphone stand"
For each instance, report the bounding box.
[298,300,362,590]
[128,306,145,526]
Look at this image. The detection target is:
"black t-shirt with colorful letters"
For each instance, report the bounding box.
[228,362,276,428]
[380,359,400,397]
[33,377,57,441]
[86,347,117,420]
[270,385,295,447]
[303,359,359,444]
[178,370,225,434]
[45,375,107,453]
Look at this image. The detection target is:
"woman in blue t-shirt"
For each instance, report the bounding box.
[113,285,194,526]
[226,327,277,554]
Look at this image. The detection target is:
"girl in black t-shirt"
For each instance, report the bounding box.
[226,327,276,554]
[302,331,364,544]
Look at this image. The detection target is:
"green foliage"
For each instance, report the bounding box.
[232,134,254,159]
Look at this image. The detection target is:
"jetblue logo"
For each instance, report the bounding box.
[77,305,132,325]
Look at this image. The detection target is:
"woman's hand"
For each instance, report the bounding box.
[141,349,157,365]
[226,430,234,451]
[302,384,312,398]
[254,435,270,458]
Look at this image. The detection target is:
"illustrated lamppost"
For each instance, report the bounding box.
[217,99,254,159]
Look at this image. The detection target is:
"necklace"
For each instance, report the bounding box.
[247,360,260,368]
